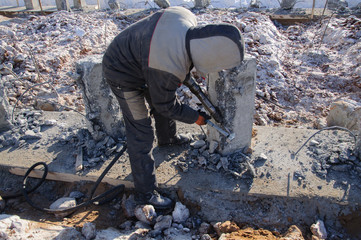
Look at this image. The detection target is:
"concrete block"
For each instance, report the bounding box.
[0,79,12,133]
[194,0,210,8]
[56,0,71,11]
[207,58,257,155]
[326,100,361,132]
[76,55,124,141]
[73,0,87,9]
[24,0,40,10]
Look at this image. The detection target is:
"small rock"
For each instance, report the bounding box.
[154,215,173,231]
[199,222,211,234]
[54,227,84,240]
[122,194,136,218]
[310,220,327,239]
[82,222,96,240]
[220,157,229,171]
[49,197,76,218]
[208,140,218,154]
[309,140,320,146]
[135,221,152,230]
[22,130,42,140]
[213,222,222,236]
[172,202,190,223]
[119,220,133,230]
[190,140,206,149]
[148,229,163,238]
[201,234,212,240]
[134,205,156,225]
[198,156,207,166]
[258,153,267,161]
[69,191,84,199]
[281,225,305,239]
[218,221,240,234]
[43,119,57,126]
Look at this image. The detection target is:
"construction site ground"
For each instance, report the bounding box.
[1,111,360,239]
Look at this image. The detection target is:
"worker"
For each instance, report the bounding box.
[102,6,244,209]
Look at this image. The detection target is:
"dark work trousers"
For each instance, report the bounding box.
[108,83,176,194]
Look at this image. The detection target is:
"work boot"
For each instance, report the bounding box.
[135,190,173,209]
[158,134,191,147]
[147,190,173,209]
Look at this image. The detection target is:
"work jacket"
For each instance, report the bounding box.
[102,6,244,124]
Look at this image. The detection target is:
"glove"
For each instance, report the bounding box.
[195,111,211,126]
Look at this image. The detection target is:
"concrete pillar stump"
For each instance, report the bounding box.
[0,79,12,132]
[24,0,40,10]
[73,0,87,9]
[76,55,125,141]
[207,58,257,155]
[56,0,71,11]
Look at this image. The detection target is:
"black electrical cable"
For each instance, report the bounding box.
[4,144,127,214]
[2,162,49,200]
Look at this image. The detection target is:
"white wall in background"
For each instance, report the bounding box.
[0,0,359,9]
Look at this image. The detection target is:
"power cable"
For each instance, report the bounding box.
[3,144,127,214]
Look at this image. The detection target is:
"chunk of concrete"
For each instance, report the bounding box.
[326,100,361,131]
[0,80,12,133]
[24,0,40,10]
[76,55,125,141]
[73,0,87,9]
[194,0,210,8]
[208,58,257,155]
[56,0,70,11]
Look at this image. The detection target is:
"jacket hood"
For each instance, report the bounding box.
[186,24,244,76]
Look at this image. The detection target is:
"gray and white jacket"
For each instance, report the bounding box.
[102,6,244,124]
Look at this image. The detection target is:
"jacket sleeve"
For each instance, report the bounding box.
[145,68,199,124]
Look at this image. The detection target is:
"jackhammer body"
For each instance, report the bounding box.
[183,77,223,124]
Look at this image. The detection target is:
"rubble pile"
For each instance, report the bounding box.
[306,129,361,179]
[177,136,256,180]
[0,9,360,128]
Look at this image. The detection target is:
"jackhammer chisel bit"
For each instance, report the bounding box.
[206,120,235,142]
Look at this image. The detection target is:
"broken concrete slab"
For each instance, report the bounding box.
[55,0,71,11]
[76,55,125,141]
[208,58,257,155]
[0,80,12,133]
[326,99,361,131]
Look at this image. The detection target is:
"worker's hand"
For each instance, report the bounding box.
[195,111,211,126]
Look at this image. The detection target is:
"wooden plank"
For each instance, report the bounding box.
[9,167,135,189]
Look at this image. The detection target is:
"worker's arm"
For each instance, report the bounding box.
[145,69,199,124]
